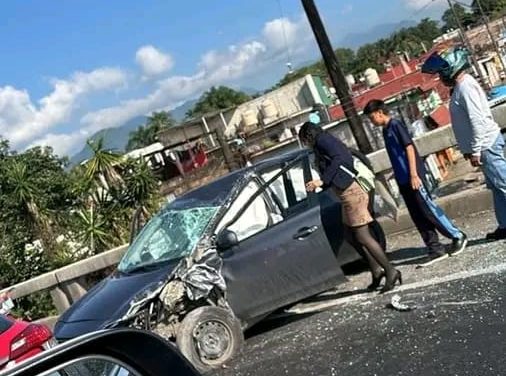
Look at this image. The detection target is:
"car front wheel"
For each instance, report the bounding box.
[176,306,244,373]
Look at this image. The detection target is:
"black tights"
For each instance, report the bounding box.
[352,225,396,279]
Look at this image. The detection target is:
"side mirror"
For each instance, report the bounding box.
[216,229,239,251]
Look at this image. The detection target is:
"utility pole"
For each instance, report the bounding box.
[301,0,372,153]
[215,126,238,171]
[475,0,506,73]
[447,0,487,85]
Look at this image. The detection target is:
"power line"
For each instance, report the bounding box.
[276,0,293,73]
[408,0,438,20]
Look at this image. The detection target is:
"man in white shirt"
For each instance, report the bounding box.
[423,46,506,240]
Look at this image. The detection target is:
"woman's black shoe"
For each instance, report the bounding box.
[367,270,385,291]
[380,270,402,294]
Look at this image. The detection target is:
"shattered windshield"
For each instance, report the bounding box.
[118,206,218,273]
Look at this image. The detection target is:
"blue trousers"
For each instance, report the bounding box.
[481,134,506,229]
[399,184,462,253]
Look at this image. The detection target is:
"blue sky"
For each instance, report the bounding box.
[0,0,452,156]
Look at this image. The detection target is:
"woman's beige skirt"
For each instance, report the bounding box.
[334,181,373,227]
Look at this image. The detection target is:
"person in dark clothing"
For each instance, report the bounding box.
[364,99,468,266]
[299,122,401,293]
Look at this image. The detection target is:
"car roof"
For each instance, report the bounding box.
[167,148,310,210]
[251,148,310,171]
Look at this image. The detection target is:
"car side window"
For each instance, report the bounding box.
[216,181,275,242]
[261,169,289,209]
[261,161,310,211]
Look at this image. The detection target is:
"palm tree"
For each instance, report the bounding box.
[84,138,123,190]
[3,160,53,247]
[126,125,150,152]
[123,159,158,204]
[146,111,174,130]
[126,111,174,151]
[0,138,9,157]
[122,158,161,241]
[76,206,110,253]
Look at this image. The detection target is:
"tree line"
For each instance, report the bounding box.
[0,137,160,318]
[276,1,506,88]
[442,0,506,31]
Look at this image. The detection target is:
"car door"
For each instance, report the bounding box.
[216,156,346,322]
[308,152,371,266]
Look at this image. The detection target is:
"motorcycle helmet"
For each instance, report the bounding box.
[421,46,471,82]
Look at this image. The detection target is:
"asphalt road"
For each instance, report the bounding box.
[214,210,506,376]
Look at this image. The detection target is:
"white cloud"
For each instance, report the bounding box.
[262,18,300,51]
[404,0,432,8]
[0,67,126,149]
[0,87,37,131]
[135,45,174,77]
[403,0,447,9]
[18,15,314,156]
[81,16,312,134]
[81,41,268,133]
[28,132,86,157]
[262,16,312,54]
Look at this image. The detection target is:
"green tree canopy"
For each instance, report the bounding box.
[273,18,443,87]
[0,137,8,157]
[0,134,162,318]
[126,111,175,151]
[353,43,386,74]
[186,86,251,119]
[472,0,506,18]
[334,48,357,73]
[0,144,76,289]
[442,3,475,30]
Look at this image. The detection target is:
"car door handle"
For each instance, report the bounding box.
[293,225,319,240]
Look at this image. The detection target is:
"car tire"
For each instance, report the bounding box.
[176,306,244,373]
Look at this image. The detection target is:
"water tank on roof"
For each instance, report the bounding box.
[260,99,279,119]
[345,74,356,87]
[364,68,381,87]
[241,109,258,128]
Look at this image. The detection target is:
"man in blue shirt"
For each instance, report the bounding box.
[364,99,467,265]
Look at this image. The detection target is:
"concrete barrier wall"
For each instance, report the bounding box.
[2,244,127,299]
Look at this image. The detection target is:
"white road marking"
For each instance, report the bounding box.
[286,262,506,315]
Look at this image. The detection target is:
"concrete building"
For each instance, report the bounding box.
[477,53,503,86]
[157,74,334,148]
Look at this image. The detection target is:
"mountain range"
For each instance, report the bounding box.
[338,20,417,49]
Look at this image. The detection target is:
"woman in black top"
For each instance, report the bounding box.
[299,123,401,293]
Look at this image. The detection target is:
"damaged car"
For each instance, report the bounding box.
[53,149,385,373]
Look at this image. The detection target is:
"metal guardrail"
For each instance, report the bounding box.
[3,103,506,320]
